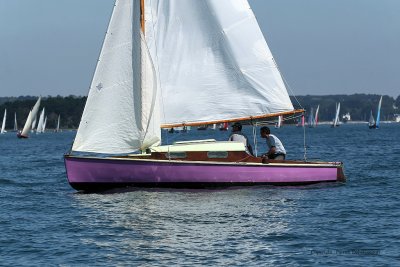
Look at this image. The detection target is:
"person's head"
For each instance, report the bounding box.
[231,122,242,132]
[260,126,270,138]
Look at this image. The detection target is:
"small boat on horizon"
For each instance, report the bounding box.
[1,109,6,134]
[17,96,41,138]
[331,102,341,127]
[369,96,382,129]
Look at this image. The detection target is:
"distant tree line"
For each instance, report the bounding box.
[0,94,399,130]
[0,95,86,130]
[290,94,400,122]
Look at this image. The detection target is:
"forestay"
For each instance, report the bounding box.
[145,0,294,126]
[72,0,160,154]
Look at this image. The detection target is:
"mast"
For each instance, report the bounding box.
[140,0,145,33]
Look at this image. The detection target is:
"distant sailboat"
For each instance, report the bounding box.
[368,110,375,128]
[36,108,45,133]
[55,115,61,132]
[43,116,47,133]
[17,96,41,138]
[275,115,282,128]
[331,102,341,127]
[1,109,6,134]
[219,122,228,131]
[308,105,319,128]
[369,96,382,129]
[314,105,319,127]
[13,112,18,131]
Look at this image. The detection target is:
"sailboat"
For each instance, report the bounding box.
[36,108,45,133]
[64,0,345,191]
[55,115,61,132]
[17,97,41,138]
[43,116,47,133]
[369,96,382,129]
[314,105,319,127]
[331,102,341,127]
[1,109,6,134]
[275,115,283,128]
[13,112,18,132]
[368,110,375,128]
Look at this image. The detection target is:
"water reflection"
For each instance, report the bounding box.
[72,188,307,265]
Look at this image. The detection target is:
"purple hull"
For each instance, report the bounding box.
[65,156,345,191]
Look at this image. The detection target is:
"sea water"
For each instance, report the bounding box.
[0,124,399,266]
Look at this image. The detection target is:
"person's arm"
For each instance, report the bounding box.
[267,146,276,157]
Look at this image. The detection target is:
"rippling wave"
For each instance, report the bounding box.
[0,124,399,266]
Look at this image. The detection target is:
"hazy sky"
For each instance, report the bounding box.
[0,0,399,97]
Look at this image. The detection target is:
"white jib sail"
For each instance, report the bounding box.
[1,109,6,133]
[36,108,45,133]
[145,0,294,125]
[21,97,41,136]
[73,0,160,154]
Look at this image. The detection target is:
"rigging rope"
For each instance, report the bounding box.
[274,58,307,161]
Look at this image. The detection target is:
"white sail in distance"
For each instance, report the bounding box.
[1,109,6,134]
[56,115,60,132]
[145,0,294,126]
[315,105,320,126]
[334,102,341,127]
[72,0,160,154]
[43,116,47,132]
[36,108,45,133]
[14,112,18,131]
[21,97,41,136]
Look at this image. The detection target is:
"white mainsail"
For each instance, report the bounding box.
[145,0,294,126]
[21,97,41,136]
[1,109,6,134]
[72,0,160,154]
[36,108,45,133]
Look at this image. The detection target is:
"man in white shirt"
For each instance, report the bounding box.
[228,122,253,155]
[260,126,286,160]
